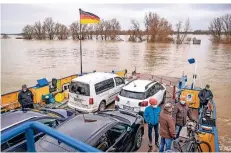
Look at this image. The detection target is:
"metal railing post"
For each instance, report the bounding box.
[25,128,35,152]
[172,85,176,100]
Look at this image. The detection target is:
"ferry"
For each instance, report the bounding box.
[1,59,220,152]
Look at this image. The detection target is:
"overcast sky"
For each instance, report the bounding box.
[1,3,231,33]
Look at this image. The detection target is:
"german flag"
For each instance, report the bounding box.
[79,9,100,24]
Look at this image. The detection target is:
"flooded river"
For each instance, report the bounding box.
[1,35,231,151]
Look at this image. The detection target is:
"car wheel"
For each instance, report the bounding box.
[161,91,166,104]
[98,101,106,111]
[134,127,142,150]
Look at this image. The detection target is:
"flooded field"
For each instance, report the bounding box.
[1,35,231,151]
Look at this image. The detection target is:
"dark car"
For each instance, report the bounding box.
[35,109,144,152]
[1,108,76,152]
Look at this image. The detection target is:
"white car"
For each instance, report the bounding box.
[115,79,166,116]
[68,72,125,113]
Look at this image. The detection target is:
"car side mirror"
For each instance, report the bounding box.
[108,147,116,152]
[127,127,132,132]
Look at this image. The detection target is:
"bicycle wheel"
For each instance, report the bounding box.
[196,141,212,152]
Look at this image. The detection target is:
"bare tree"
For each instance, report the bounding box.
[95,20,105,40]
[221,14,231,43]
[42,24,46,39]
[81,24,88,40]
[87,25,94,40]
[144,12,172,43]
[94,25,99,40]
[55,23,69,40]
[176,18,190,44]
[70,21,80,40]
[128,19,143,42]
[108,18,121,40]
[44,17,55,40]
[33,21,44,40]
[157,18,173,42]
[208,17,223,42]
[209,14,231,44]
[22,25,34,39]
[104,20,110,40]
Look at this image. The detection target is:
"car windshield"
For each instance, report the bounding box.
[69,81,90,96]
[120,89,145,100]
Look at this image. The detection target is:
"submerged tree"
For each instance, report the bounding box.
[33,21,44,40]
[108,18,121,40]
[22,25,34,39]
[128,19,143,42]
[176,18,190,44]
[222,14,231,43]
[208,17,223,42]
[208,13,231,44]
[44,17,55,40]
[70,21,80,40]
[55,23,69,40]
[144,12,173,43]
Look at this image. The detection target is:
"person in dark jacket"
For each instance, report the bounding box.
[18,84,34,110]
[172,96,195,139]
[198,84,213,108]
[159,103,176,152]
[144,98,161,148]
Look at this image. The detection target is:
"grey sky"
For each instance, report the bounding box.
[1,3,231,33]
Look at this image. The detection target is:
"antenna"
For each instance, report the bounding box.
[126,77,138,86]
[133,81,136,87]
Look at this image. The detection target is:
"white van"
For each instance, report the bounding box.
[68,72,125,112]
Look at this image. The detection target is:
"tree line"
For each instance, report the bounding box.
[22,12,231,44]
[23,17,121,41]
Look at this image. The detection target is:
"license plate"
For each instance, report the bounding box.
[74,98,82,102]
[70,100,87,108]
[123,105,134,111]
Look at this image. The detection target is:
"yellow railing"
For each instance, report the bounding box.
[1,70,127,112]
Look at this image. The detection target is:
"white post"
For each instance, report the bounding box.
[192,60,197,89]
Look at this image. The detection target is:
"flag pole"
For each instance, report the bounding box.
[79,8,83,74]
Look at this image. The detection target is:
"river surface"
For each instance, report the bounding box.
[1,35,231,151]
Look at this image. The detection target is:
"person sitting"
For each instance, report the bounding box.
[172,96,195,139]
[198,84,213,109]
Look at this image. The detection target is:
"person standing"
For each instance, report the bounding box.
[172,96,195,139]
[144,98,161,148]
[159,103,176,152]
[198,84,213,108]
[18,84,34,110]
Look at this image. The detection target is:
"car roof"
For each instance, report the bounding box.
[35,114,114,152]
[122,79,156,92]
[72,72,118,84]
[1,110,46,131]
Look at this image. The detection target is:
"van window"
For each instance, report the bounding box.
[115,77,124,86]
[69,81,90,96]
[95,78,115,95]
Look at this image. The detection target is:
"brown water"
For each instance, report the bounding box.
[1,35,231,151]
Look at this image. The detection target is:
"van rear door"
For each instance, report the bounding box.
[69,81,90,108]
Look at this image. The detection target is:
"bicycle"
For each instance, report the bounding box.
[172,121,212,152]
